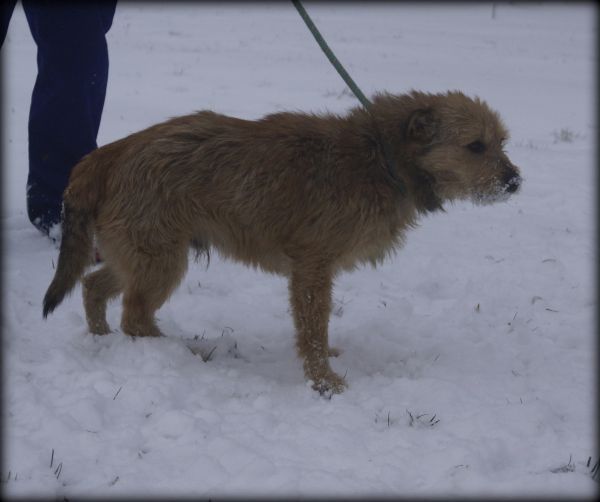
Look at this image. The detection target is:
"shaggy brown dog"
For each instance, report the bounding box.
[43,90,521,394]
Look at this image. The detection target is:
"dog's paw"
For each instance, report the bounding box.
[310,370,347,397]
[89,320,111,335]
[122,326,164,338]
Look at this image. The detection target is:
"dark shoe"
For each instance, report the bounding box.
[26,183,62,243]
[31,216,62,246]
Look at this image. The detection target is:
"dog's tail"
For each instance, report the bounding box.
[43,154,104,318]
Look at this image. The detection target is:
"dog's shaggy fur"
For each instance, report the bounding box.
[43,90,521,394]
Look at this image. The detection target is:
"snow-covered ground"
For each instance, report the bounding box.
[2,2,596,498]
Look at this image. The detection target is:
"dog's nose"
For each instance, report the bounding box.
[500,161,521,193]
[504,173,522,193]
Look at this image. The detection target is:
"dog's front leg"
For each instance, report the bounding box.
[289,260,346,395]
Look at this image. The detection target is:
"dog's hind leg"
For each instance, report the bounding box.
[120,243,188,338]
[82,266,122,334]
[289,259,346,395]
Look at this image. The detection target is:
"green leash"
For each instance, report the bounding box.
[291,0,404,192]
[291,0,373,111]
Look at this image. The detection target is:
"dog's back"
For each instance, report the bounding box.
[84,110,402,275]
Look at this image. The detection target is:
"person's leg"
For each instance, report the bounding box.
[22,0,117,235]
[0,0,17,47]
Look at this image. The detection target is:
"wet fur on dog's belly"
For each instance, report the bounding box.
[191,209,407,277]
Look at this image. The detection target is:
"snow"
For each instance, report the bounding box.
[2,2,596,498]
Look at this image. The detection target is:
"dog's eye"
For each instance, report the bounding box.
[466,140,486,154]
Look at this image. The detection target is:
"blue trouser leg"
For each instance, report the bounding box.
[0,0,17,46]
[22,0,116,233]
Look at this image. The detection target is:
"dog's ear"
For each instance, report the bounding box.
[406,109,437,143]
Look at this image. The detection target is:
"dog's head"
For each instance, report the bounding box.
[375,91,522,207]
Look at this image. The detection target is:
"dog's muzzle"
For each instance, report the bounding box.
[504,173,522,193]
[501,164,522,194]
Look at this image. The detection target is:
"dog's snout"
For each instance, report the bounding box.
[498,156,522,194]
[502,168,522,193]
